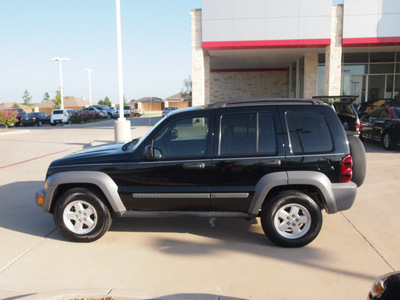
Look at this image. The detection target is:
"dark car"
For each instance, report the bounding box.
[162,106,178,117]
[21,112,51,127]
[11,108,27,126]
[369,271,400,299]
[35,98,365,247]
[360,107,400,150]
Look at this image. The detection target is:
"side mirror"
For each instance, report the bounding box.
[144,144,153,159]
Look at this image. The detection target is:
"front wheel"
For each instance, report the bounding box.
[53,188,112,242]
[260,191,322,247]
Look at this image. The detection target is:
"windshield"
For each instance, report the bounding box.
[128,117,166,152]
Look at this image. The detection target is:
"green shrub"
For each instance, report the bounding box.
[0,110,18,129]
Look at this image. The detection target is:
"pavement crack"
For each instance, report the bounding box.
[0,229,56,274]
[341,212,395,272]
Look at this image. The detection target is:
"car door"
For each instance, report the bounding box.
[210,106,285,212]
[122,110,214,211]
[372,108,391,140]
[361,109,382,140]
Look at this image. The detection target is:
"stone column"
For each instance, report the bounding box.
[191,9,210,106]
[304,53,318,98]
[296,59,301,98]
[325,4,343,96]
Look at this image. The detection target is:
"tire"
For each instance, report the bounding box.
[37,120,43,127]
[260,191,322,248]
[348,135,367,187]
[382,132,394,150]
[53,188,112,242]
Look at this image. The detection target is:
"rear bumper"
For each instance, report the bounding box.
[331,182,357,212]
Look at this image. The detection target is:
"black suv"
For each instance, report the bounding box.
[35,99,364,247]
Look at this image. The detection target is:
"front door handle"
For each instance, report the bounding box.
[183,163,205,170]
[260,160,281,167]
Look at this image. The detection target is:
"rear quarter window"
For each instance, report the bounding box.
[286,111,333,154]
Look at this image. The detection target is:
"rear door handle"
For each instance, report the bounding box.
[183,163,206,169]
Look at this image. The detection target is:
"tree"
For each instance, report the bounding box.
[53,89,61,109]
[180,76,192,100]
[22,90,32,106]
[12,103,20,108]
[98,96,111,106]
[43,92,50,103]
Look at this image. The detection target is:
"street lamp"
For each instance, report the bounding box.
[85,68,93,106]
[114,0,131,142]
[51,57,69,110]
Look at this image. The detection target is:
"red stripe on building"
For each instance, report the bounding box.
[203,39,331,50]
[343,37,400,47]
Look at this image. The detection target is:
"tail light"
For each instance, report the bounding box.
[341,155,353,183]
[32,117,36,120]
[356,118,361,132]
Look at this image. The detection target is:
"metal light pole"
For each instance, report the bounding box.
[114,0,131,142]
[85,68,93,106]
[51,57,69,110]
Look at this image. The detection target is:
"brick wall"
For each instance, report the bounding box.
[209,71,287,102]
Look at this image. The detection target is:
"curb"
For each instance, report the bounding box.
[0,129,30,136]
[11,289,245,300]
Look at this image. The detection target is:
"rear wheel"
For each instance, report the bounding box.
[53,188,112,242]
[383,132,394,150]
[260,191,322,247]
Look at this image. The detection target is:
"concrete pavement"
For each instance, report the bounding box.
[0,119,399,299]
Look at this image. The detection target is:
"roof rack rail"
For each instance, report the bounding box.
[313,95,358,104]
[208,98,325,108]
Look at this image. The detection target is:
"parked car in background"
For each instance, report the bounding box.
[79,107,107,118]
[11,108,27,126]
[21,112,51,127]
[162,106,178,117]
[360,107,400,150]
[132,108,145,117]
[90,105,111,119]
[313,96,360,136]
[51,109,74,125]
[368,271,400,299]
[106,107,119,119]
[122,106,132,117]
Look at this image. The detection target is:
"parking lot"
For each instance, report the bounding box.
[0,118,399,300]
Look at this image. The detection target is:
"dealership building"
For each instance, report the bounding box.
[191,0,400,106]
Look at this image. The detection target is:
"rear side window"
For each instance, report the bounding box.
[286,111,333,154]
[220,112,276,155]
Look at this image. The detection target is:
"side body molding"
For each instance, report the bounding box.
[43,171,126,213]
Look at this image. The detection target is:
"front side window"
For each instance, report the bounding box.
[153,117,208,158]
[286,111,333,154]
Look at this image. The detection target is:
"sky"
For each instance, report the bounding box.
[0,0,202,105]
